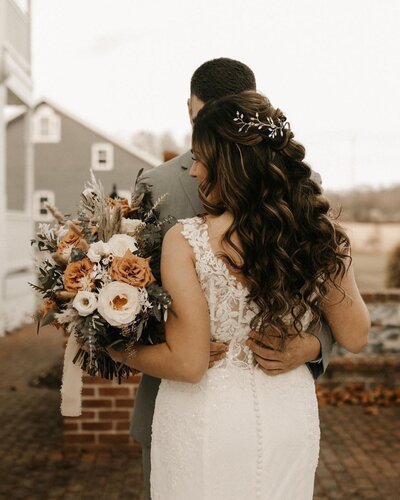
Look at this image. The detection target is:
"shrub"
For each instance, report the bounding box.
[385,243,400,288]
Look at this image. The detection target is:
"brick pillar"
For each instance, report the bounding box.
[63,373,142,451]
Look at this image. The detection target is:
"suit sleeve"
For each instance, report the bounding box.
[306,319,335,380]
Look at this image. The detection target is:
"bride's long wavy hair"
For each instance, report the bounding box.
[192,91,351,344]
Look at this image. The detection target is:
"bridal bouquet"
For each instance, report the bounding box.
[30,171,173,416]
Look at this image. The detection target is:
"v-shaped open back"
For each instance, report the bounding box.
[202,217,251,294]
[179,216,255,351]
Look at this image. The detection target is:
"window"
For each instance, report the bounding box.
[32,105,61,143]
[91,143,114,171]
[33,191,55,222]
[40,117,50,137]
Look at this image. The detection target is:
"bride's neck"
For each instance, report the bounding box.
[206,212,245,275]
[206,212,238,246]
[206,211,233,225]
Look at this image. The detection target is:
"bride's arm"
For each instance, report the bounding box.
[320,258,370,354]
[108,223,211,383]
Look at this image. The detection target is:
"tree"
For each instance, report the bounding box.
[386,243,400,288]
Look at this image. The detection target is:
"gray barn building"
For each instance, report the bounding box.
[7,98,159,221]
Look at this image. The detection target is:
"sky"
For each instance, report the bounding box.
[31,0,400,191]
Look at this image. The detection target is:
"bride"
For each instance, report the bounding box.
[108,91,370,499]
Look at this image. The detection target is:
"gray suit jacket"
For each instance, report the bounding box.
[130,150,334,447]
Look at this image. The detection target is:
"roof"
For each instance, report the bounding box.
[4,106,27,123]
[6,97,160,167]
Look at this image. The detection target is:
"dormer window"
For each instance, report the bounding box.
[40,116,50,136]
[32,105,61,143]
[91,143,114,171]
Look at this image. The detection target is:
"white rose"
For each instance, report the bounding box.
[72,291,98,316]
[120,218,143,235]
[107,233,137,257]
[97,281,142,326]
[87,240,110,263]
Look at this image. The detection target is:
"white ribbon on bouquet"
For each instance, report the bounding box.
[60,334,83,416]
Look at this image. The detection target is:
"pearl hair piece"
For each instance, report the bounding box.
[233,111,290,139]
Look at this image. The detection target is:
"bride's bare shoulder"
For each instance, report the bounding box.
[164,221,184,239]
[161,223,197,273]
[162,222,192,255]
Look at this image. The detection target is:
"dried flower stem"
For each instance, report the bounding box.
[45,203,66,225]
[56,290,77,301]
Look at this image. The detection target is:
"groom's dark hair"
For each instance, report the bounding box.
[190,58,256,103]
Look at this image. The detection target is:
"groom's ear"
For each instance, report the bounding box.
[187,97,194,126]
[188,95,205,126]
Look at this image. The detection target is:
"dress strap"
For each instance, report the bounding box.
[178,216,208,263]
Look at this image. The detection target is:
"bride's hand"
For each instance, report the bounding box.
[106,345,141,375]
[245,327,321,376]
[208,341,228,368]
[105,345,123,363]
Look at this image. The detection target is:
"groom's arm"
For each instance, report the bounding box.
[305,169,334,379]
[246,320,334,381]
[307,319,335,379]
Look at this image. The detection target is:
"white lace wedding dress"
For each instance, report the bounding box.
[150,217,320,500]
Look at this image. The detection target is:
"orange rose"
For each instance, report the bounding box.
[110,250,155,287]
[63,257,94,294]
[106,197,132,216]
[55,228,89,264]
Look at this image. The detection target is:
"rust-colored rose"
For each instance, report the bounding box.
[55,228,89,264]
[60,228,86,247]
[110,250,155,287]
[63,257,94,294]
[106,197,132,216]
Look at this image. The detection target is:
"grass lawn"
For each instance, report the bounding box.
[351,252,388,291]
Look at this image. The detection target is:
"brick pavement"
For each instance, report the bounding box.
[0,324,399,500]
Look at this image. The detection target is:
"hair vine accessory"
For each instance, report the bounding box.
[233,111,290,139]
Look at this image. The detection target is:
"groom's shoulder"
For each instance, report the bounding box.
[140,151,192,186]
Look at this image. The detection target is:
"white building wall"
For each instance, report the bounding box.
[0,0,34,335]
[0,84,7,335]
[2,107,35,334]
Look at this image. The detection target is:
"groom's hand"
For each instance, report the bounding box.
[209,341,228,368]
[245,327,321,376]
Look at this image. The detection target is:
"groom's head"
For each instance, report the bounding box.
[188,58,256,124]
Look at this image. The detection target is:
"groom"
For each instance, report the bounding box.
[131,58,333,500]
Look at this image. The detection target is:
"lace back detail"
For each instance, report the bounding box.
[179,217,255,369]
[179,216,211,268]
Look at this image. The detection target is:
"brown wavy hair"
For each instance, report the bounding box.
[192,91,351,345]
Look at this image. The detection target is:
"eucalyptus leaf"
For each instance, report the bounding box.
[136,321,144,340]
[70,248,87,262]
[41,310,56,327]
